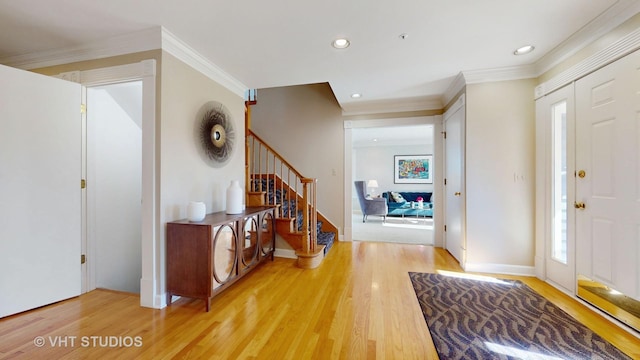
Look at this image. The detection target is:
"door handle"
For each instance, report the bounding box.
[454,192,461,196]
[574,202,586,209]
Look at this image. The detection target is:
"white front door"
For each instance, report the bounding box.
[575,49,640,298]
[444,95,465,264]
[0,64,82,318]
[541,84,576,292]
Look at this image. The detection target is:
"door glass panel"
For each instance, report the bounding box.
[552,101,568,264]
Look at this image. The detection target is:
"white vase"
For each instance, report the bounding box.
[187,201,206,222]
[226,180,243,214]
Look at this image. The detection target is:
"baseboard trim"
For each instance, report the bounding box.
[534,255,545,279]
[341,227,350,241]
[140,278,161,308]
[464,262,536,277]
[274,248,297,259]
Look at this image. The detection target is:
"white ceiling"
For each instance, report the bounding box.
[0,1,639,114]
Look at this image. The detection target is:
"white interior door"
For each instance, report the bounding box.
[542,84,576,292]
[0,64,81,318]
[575,49,640,298]
[444,95,465,263]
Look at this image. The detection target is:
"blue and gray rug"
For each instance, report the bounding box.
[409,272,630,360]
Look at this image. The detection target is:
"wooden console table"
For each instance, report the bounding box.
[166,206,276,311]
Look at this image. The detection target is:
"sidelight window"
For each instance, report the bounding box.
[551,101,568,264]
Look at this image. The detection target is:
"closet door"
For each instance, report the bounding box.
[575,49,640,299]
[443,95,465,264]
[0,64,81,317]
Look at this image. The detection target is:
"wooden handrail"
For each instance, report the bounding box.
[247,130,304,179]
[246,130,318,258]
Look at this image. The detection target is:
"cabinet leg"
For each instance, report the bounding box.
[166,293,172,306]
[206,298,211,312]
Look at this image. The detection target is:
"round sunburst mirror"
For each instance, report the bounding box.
[197,101,235,166]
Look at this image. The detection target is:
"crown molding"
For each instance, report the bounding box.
[535,24,640,98]
[534,0,640,76]
[462,64,537,84]
[442,2,640,104]
[160,27,247,98]
[0,27,161,70]
[443,93,465,121]
[0,26,247,99]
[440,65,537,106]
[441,72,466,107]
[340,96,442,116]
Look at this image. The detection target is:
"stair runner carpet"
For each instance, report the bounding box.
[256,179,335,255]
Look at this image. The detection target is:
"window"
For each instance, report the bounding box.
[551,101,567,264]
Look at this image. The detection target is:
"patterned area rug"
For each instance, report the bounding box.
[409,272,630,360]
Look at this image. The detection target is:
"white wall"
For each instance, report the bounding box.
[88,83,142,293]
[465,79,536,272]
[160,52,245,296]
[354,144,434,195]
[353,144,433,211]
[250,84,344,231]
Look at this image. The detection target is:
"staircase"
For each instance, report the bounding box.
[250,176,336,256]
[244,98,337,268]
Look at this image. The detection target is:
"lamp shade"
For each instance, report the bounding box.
[367,180,378,188]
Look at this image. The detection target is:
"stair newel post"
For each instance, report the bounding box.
[294,177,324,269]
[245,136,250,206]
[300,178,311,254]
[244,102,250,206]
[258,143,263,192]
[311,178,318,253]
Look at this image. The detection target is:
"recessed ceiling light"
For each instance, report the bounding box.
[332,38,350,49]
[513,45,535,55]
[351,93,362,98]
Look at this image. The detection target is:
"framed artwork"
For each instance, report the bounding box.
[394,155,433,184]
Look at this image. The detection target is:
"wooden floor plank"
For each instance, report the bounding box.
[1,241,638,359]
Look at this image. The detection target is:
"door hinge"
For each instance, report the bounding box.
[444,225,447,232]
[81,254,86,264]
[444,178,447,186]
[81,179,86,189]
[80,104,86,114]
[442,131,447,139]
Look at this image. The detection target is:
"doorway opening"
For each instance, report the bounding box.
[85,81,143,294]
[351,124,435,245]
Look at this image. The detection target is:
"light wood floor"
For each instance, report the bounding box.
[1,241,639,359]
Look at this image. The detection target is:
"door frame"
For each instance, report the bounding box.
[58,60,158,307]
[85,81,143,293]
[343,116,444,246]
[534,26,640,287]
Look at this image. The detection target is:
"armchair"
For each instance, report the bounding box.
[354,181,388,222]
